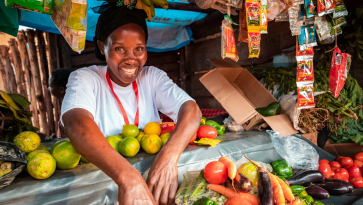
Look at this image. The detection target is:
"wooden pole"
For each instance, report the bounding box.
[17,33,40,128]
[0,46,17,94]
[59,36,72,69]
[26,30,49,135]
[0,54,7,92]
[36,30,55,135]
[8,39,27,97]
[179,47,186,91]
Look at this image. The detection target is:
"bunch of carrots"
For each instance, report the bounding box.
[207,155,304,205]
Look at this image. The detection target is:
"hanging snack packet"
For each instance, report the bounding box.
[246,0,262,30]
[221,17,239,62]
[333,0,348,18]
[329,47,352,98]
[317,0,326,16]
[314,16,331,41]
[248,30,261,58]
[296,37,314,61]
[267,0,286,21]
[327,18,342,37]
[261,0,268,34]
[305,0,317,18]
[5,0,54,14]
[327,14,346,28]
[289,1,302,36]
[239,6,248,43]
[275,11,289,22]
[324,0,335,14]
[297,83,316,109]
[297,60,314,83]
[298,24,317,50]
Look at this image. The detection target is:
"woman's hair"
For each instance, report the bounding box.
[51,68,72,88]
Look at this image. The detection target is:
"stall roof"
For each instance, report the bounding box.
[19,1,207,52]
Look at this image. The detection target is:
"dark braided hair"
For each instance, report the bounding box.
[51,68,72,88]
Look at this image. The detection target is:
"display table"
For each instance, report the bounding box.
[0,131,361,205]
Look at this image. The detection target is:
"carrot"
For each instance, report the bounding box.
[268,173,286,205]
[224,197,252,205]
[287,198,302,205]
[207,184,260,205]
[219,156,237,180]
[275,175,295,202]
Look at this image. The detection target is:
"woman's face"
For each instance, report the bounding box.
[97,23,147,87]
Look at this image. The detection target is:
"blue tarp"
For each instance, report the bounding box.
[19,1,206,52]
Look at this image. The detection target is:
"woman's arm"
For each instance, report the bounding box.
[62,108,156,205]
[146,100,202,205]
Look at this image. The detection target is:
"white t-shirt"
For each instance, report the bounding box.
[61,65,194,137]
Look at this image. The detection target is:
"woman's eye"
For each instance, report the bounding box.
[115,47,124,52]
[136,47,144,51]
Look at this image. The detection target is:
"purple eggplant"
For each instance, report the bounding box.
[285,170,325,186]
[324,179,354,193]
[315,182,349,195]
[234,172,253,193]
[305,185,330,199]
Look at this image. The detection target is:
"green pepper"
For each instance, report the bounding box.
[312,202,324,205]
[298,190,308,199]
[271,159,293,179]
[192,197,217,205]
[291,185,305,195]
[200,117,206,126]
[205,120,225,136]
[304,195,314,204]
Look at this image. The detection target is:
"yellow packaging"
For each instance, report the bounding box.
[248,30,261,58]
[194,138,221,147]
[260,0,268,34]
[245,0,262,31]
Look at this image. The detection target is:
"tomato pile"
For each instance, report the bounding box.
[318,152,363,188]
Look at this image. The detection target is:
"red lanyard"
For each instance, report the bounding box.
[106,70,139,127]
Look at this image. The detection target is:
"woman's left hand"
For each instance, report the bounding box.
[146,153,178,205]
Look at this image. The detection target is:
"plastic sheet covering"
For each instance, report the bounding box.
[0,131,341,205]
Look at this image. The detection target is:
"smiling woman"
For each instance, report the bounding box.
[60,2,201,205]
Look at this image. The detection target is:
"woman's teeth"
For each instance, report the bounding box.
[121,68,136,75]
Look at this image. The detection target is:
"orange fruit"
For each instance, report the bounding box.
[106,135,123,153]
[144,122,161,136]
[119,137,140,157]
[27,152,56,179]
[34,144,49,153]
[27,150,49,162]
[121,124,139,138]
[50,140,69,155]
[140,134,162,154]
[136,131,145,143]
[52,141,81,170]
[160,133,170,146]
[14,131,41,153]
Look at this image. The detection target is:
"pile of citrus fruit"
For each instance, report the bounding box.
[12,122,176,180]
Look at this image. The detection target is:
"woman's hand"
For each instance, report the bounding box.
[146,154,178,205]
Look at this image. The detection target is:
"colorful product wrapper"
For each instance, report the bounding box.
[221,17,239,62]
[327,18,342,37]
[297,83,316,109]
[317,0,326,16]
[329,47,352,98]
[327,14,347,28]
[246,0,262,30]
[261,0,268,34]
[314,16,332,41]
[333,0,348,18]
[305,0,317,18]
[5,0,54,15]
[289,1,302,36]
[194,138,221,147]
[298,24,317,50]
[248,30,261,58]
[239,7,248,43]
[324,0,335,14]
[297,60,314,83]
[296,37,314,61]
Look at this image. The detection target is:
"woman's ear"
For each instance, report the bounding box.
[60,87,65,94]
[97,40,105,55]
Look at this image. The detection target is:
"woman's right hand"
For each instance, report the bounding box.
[117,168,156,205]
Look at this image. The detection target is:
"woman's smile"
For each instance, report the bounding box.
[120,67,137,75]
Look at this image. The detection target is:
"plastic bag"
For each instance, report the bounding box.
[267,0,286,21]
[0,141,27,190]
[267,130,319,171]
[288,1,302,36]
[223,115,245,132]
[314,16,332,41]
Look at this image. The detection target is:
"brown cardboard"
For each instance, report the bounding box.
[301,132,318,145]
[200,58,298,135]
[324,140,363,157]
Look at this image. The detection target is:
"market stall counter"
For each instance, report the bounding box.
[0,131,362,205]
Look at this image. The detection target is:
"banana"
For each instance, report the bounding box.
[135,0,143,9]
[0,90,19,110]
[150,2,155,18]
[151,0,168,9]
[140,0,151,7]
[142,3,152,22]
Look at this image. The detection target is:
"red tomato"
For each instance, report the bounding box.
[354,153,363,162]
[354,160,363,168]
[318,163,331,179]
[341,157,354,167]
[330,170,335,178]
[348,165,362,178]
[344,164,354,170]
[333,173,349,182]
[189,133,197,144]
[197,125,217,139]
[319,159,330,164]
[335,168,349,180]
[329,161,341,171]
[204,161,228,184]
[350,177,363,188]
[336,156,345,163]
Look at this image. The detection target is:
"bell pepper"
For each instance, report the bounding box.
[272,159,293,179]
[205,120,225,136]
[200,117,206,126]
[290,185,304,195]
[304,195,314,204]
[193,197,217,205]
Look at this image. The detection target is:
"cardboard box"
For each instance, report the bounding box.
[199,58,298,135]
[301,132,318,146]
[324,140,363,157]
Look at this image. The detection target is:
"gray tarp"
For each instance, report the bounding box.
[0,131,361,205]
